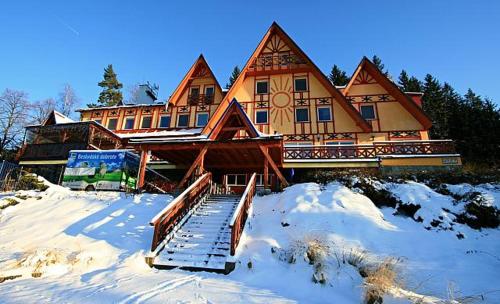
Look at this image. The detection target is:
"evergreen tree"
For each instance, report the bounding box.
[328,65,350,86]
[372,55,389,76]
[89,64,123,107]
[225,66,241,89]
[398,70,422,92]
[422,74,448,139]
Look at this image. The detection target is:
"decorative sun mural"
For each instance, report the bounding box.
[270,76,293,124]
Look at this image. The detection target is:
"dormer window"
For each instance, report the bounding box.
[190,87,200,96]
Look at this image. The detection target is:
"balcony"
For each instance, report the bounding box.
[283,140,457,161]
[188,94,214,106]
[248,54,308,74]
[19,142,89,161]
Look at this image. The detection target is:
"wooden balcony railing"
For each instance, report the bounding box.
[373,140,456,155]
[188,94,214,106]
[249,54,308,72]
[149,172,212,252]
[229,172,256,255]
[18,142,88,161]
[284,144,377,160]
[283,140,457,161]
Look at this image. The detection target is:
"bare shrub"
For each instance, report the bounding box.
[363,258,401,304]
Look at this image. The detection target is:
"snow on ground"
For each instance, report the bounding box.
[0,179,499,303]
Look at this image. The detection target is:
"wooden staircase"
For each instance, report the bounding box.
[146,173,256,274]
[155,194,239,272]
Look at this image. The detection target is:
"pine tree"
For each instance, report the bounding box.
[328,65,350,86]
[422,74,448,139]
[225,66,241,89]
[398,70,422,92]
[89,64,123,107]
[372,55,389,76]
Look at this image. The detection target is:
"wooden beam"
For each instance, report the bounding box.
[264,156,269,189]
[259,144,288,187]
[137,149,149,189]
[177,144,209,189]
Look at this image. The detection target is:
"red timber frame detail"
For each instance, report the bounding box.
[167,54,223,107]
[177,144,209,189]
[344,57,432,130]
[202,22,372,137]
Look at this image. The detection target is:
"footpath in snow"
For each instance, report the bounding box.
[0,178,499,303]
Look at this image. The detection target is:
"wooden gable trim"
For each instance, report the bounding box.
[168,54,223,106]
[208,98,259,140]
[344,57,432,130]
[202,22,371,135]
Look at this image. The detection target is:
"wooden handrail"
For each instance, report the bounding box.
[149,172,212,252]
[229,172,257,256]
[283,140,457,160]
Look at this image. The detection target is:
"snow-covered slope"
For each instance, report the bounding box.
[0,179,499,303]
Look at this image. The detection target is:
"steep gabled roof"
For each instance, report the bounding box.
[208,98,260,141]
[344,57,432,129]
[203,22,372,135]
[168,54,223,106]
[42,110,74,126]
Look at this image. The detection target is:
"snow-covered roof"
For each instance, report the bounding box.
[117,128,203,139]
[53,111,74,124]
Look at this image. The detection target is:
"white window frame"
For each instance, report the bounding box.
[204,86,215,96]
[226,174,247,186]
[177,114,190,128]
[140,116,152,129]
[107,118,118,130]
[256,80,269,94]
[158,115,171,128]
[196,112,209,127]
[360,104,376,120]
[317,106,332,122]
[284,141,314,147]
[294,77,308,92]
[255,109,268,124]
[295,107,310,123]
[122,117,135,130]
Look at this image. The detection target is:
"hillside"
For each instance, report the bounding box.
[0,178,499,303]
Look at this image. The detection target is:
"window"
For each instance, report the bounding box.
[177,114,189,127]
[123,117,135,130]
[107,118,118,130]
[325,141,355,145]
[226,174,247,186]
[295,108,309,122]
[190,87,200,96]
[256,174,274,186]
[294,78,308,92]
[360,105,376,120]
[255,110,268,124]
[284,142,313,147]
[196,113,209,127]
[205,86,214,96]
[158,115,170,128]
[256,81,269,94]
[94,119,102,125]
[317,107,332,121]
[141,116,152,129]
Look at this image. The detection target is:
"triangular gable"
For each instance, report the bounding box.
[344,57,432,129]
[202,22,372,135]
[168,54,223,106]
[208,98,259,141]
[42,110,74,126]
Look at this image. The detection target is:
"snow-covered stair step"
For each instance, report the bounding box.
[152,194,241,273]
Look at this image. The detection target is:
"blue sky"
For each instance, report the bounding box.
[1,1,499,107]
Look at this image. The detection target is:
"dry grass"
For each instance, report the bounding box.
[363,258,401,304]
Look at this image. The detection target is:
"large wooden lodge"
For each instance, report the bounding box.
[18,22,461,192]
